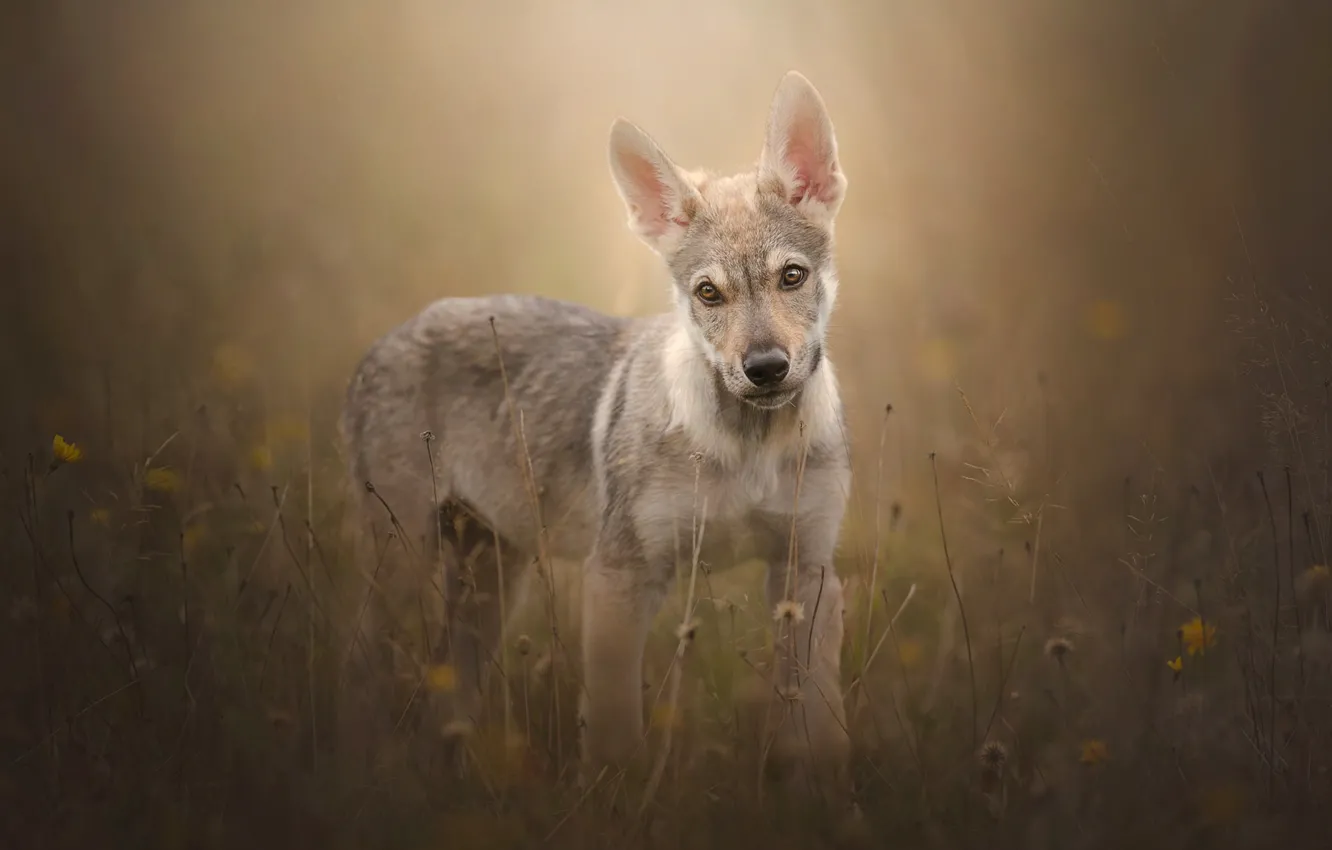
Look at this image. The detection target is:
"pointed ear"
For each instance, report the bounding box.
[759,71,847,225]
[608,119,701,256]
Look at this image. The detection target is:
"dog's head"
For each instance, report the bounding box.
[608,71,847,410]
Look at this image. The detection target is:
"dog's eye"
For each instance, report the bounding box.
[695,281,722,304]
[780,265,808,289]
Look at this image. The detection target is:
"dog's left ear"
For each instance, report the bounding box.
[759,71,847,226]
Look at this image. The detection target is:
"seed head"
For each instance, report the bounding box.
[773,600,806,624]
[978,740,1009,772]
[675,618,699,642]
[1044,636,1074,662]
[530,650,552,679]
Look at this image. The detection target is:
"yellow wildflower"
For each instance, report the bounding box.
[1079,739,1109,765]
[249,446,274,472]
[143,467,181,493]
[267,414,310,444]
[211,343,254,389]
[182,525,207,555]
[651,702,682,730]
[1167,656,1183,673]
[425,664,457,693]
[52,435,84,464]
[90,508,110,527]
[1179,616,1217,657]
[896,638,924,669]
[1086,299,1127,341]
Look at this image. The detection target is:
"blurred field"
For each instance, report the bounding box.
[3,1,1332,848]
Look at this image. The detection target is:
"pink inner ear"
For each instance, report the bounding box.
[782,120,838,206]
[622,154,688,237]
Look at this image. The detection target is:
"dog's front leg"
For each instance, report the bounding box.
[579,529,666,782]
[756,474,851,797]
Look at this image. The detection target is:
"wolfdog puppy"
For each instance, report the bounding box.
[340,70,853,792]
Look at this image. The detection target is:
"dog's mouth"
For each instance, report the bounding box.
[738,387,798,410]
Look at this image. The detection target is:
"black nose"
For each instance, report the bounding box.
[742,347,790,388]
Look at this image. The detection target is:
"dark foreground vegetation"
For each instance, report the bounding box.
[5,283,1332,849]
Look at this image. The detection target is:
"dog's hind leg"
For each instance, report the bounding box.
[428,500,531,750]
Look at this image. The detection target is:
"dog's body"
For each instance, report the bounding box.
[340,71,853,787]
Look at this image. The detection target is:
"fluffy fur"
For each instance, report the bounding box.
[338,71,853,792]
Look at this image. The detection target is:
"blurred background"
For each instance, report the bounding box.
[3,1,1331,846]
[6,0,1327,491]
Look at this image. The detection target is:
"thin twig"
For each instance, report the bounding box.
[931,453,978,752]
[863,404,892,668]
[1028,504,1044,604]
[490,317,570,763]
[1257,470,1280,798]
[66,511,138,681]
[1286,467,1305,691]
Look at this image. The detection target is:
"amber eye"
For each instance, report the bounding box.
[696,281,722,304]
[780,264,808,289]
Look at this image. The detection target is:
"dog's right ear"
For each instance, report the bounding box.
[608,119,701,257]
